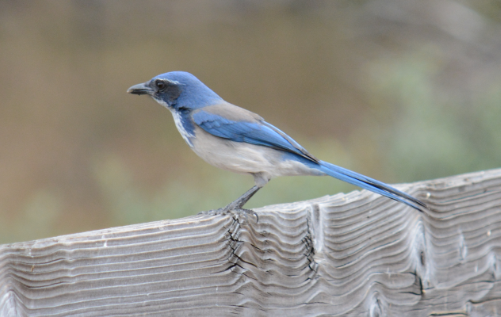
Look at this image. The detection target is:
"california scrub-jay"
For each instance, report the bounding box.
[128,71,426,219]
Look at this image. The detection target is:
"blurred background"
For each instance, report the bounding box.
[1,0,500,244]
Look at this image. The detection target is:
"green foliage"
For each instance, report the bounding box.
[366,52,501,182]
[0,189,63,243]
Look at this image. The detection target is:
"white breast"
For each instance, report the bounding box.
[191,126,323,185]
[170,110,194,147]
[156,98,195,147]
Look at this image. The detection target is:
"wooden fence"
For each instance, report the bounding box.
[1,169,501,316]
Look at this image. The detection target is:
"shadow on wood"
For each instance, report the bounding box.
[1,169,501,316]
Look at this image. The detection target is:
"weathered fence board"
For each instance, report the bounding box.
[1,169,501,316]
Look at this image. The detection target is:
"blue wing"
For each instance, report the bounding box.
[192,109,318,163]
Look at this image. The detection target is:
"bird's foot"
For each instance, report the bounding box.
[197,208,222,216]
[198,207,258,223]
[229,208,259,223]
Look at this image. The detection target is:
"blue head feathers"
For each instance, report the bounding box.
[128,71,222,110]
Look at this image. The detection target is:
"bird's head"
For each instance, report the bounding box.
[127,71,222,110]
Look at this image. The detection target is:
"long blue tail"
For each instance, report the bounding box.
[318,160,426,212]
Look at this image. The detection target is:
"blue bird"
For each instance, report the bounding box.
[128,71,426,219]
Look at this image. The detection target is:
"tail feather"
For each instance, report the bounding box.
[318,160,426,212]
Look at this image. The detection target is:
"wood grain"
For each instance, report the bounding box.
[1,169,501,316]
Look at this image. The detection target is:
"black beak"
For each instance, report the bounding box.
[127,82,153,95]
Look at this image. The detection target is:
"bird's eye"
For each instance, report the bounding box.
[155,80,166,91]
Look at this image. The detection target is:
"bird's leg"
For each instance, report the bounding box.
[201,186,261,222]
[222,185,260,212]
